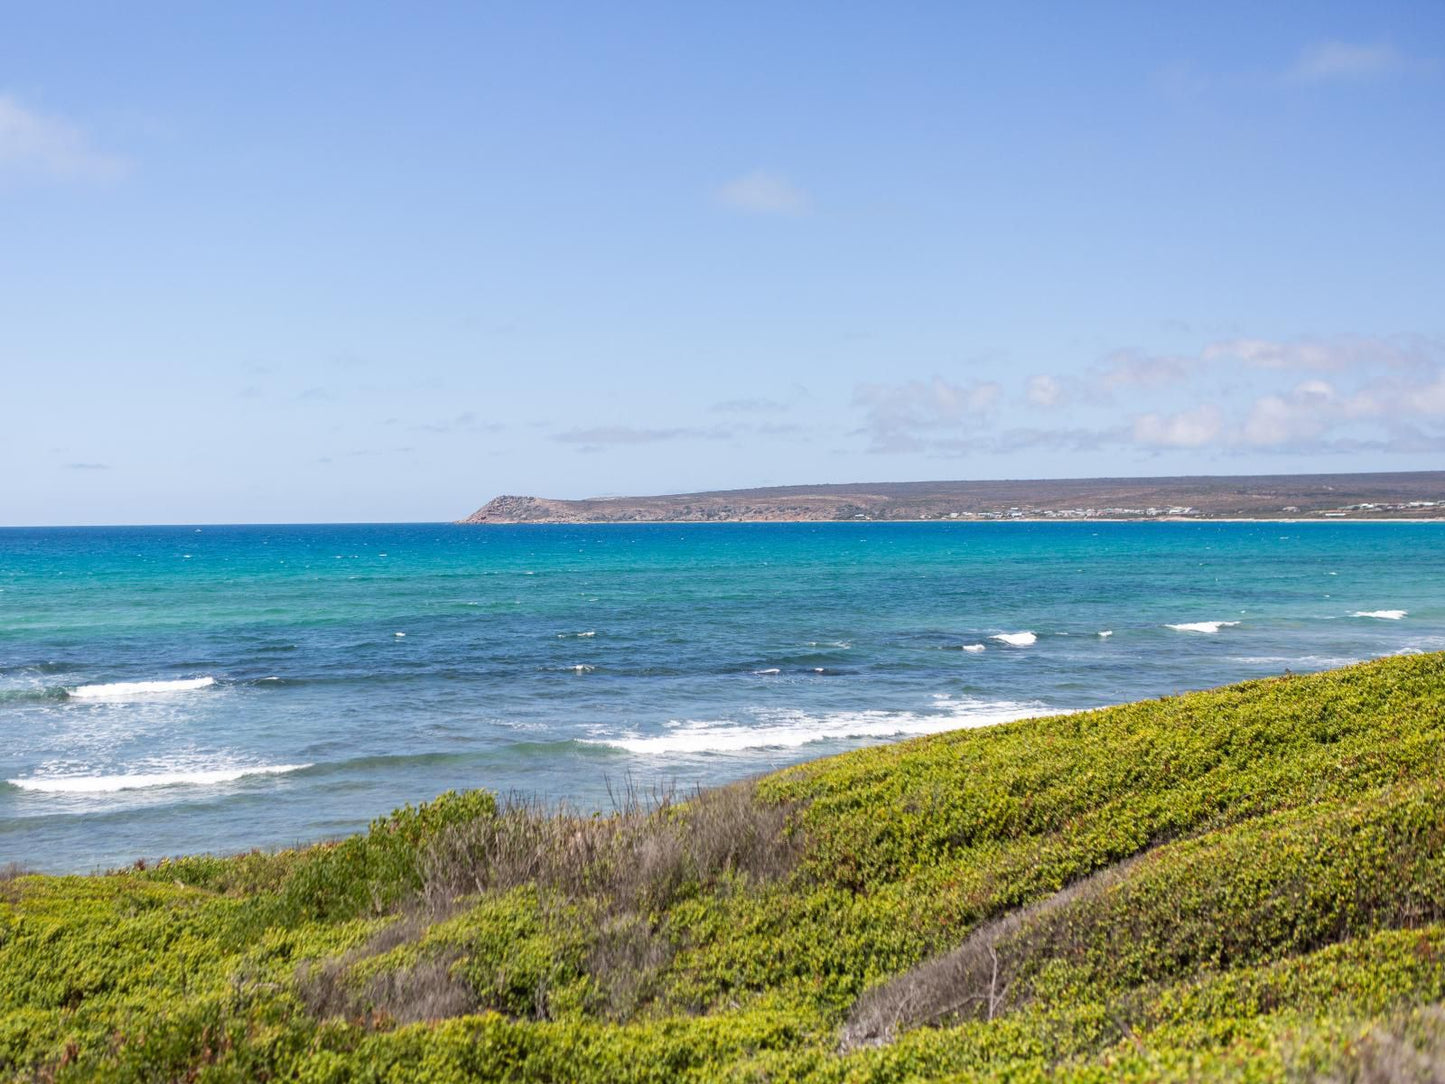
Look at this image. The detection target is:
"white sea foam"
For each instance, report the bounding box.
[1395,636,1445,656]
[752,668,781,675]
[1351,609,1407,620]
[1098,630,1113,638]
[962,643,986,653]
[394,632,406,637]
[991,631,1036,647]
[68,676,217,699]
[589,698,1049,755]
[1165,621,1240,634]
[7,764,308,794]
[559,630,597,638]
[570,664,595,673]
[1232,655,1363,668]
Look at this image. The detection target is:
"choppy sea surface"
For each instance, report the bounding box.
[2,521,1442,872]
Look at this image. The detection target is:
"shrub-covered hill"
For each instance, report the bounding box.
[4,654,1445,1082]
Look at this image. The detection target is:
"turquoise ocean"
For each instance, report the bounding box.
[2,521,1442,873]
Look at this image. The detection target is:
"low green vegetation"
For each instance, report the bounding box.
[4,653,1445,1081]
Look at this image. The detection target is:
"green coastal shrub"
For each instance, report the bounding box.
[3,653,1445,1082]
[844,780,1445,1045]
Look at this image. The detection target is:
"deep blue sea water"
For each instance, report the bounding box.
[2,521,1443,872]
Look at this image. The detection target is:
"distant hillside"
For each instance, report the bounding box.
[461,470,1445,523]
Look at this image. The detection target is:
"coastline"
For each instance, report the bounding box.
[456,523,1445,531]
[460,471,1445,525]
[7,518,1440,874]
[8,653,1445,1081]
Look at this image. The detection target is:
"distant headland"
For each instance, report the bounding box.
[460,470,1445,524]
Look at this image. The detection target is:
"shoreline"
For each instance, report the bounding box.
[8,521,1439,874]
[0,657,1371,876]
[461,516,1445,526]
[8,653,1445,1081]
[463,471,1445,525]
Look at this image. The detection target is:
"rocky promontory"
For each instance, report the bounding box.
[459,471,1445,523]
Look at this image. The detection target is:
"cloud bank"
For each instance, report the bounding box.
[856,335,1444,459]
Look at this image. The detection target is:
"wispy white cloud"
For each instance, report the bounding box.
[1021,350,1195,411]
[1204,338,1343,370]
[1162,42,1423,99]
[710,385,809,414]
[554,425,732,450]
[711,397,789,414]
[974,426,1130,455]
[1200,336,1429,372]
[1158,360,1445,452]
[411,412,505,435]
[847,337,1444,460]
[1287,41,1409,83]
[0,94,127,182]
[1119,334,1445,452]
[715,170,809,215]
[1133,405,1223,448]
[747,421,807,438]
[1234,368,1445,447]
[1238,380,1348,447]
[854,376,1001,453]
[1025,374,1062,407]
[1397,372,1445,415]
[1096,349,1195,390]
[1082,336,1434,403]
[1157,60,1213,100]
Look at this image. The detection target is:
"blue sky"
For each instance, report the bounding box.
[2,2,1443,524]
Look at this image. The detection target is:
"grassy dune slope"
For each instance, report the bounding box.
[3,654,1445,1081]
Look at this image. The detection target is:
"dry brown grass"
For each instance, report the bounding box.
[1300,1006,1445,1084]
[299,778,801,1025]
[419,778,802,1021]
[839,856,1142,1050]
[361,954,475,1025]
[585,910,676,1020]
[0,862,31,903]
[420,778,801,918]
[298,950,474,1026]
[297,913,474,1026]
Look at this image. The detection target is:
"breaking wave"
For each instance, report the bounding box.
[67,677,217,699]
[7,763,309,794]
[991,631,1036,647]
[585,698,1050,755]
[1165,621,1240,634]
